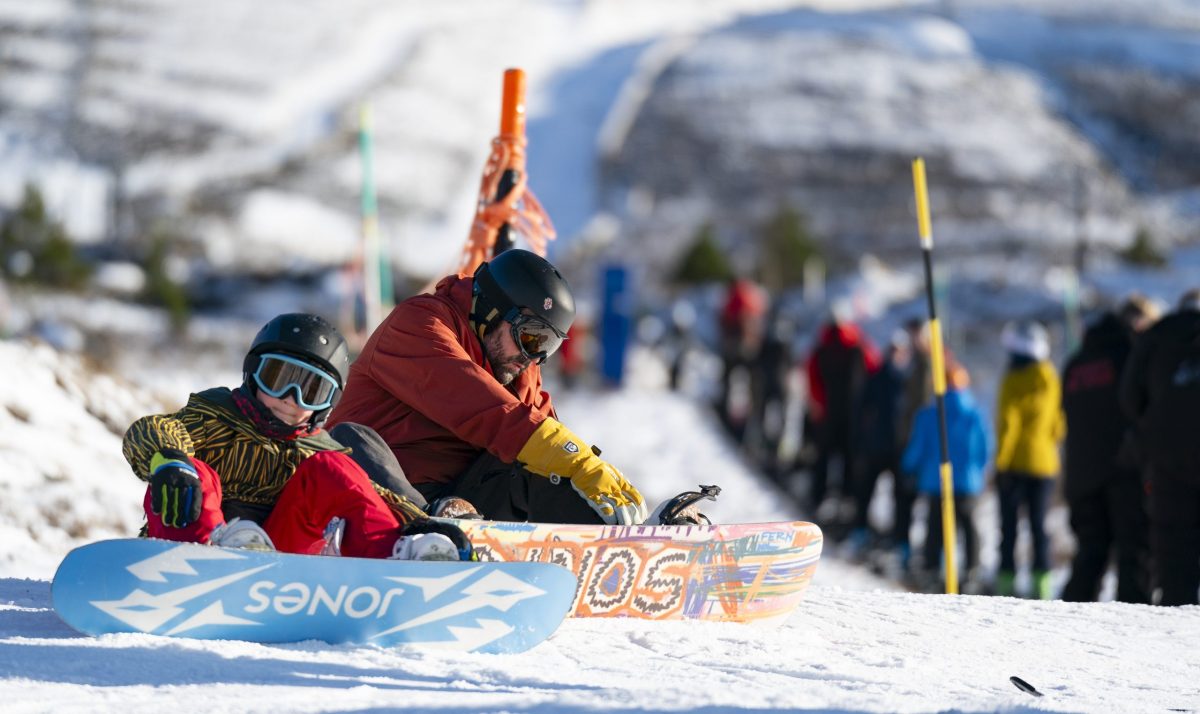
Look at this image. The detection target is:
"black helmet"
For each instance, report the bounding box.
[242,313,350,426]
[472,249,575,337]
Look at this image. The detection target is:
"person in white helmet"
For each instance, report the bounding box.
[994,320,1065,599]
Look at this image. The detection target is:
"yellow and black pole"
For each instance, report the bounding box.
[911,157,959,595]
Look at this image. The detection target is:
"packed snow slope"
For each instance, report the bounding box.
[2,339,1199,713]
[4,576,1198,714]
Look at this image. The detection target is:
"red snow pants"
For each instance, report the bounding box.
[143,451,402,558]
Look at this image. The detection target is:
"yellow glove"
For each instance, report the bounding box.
[517,418,648,525]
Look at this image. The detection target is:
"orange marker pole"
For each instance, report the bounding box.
[494,68,526,256]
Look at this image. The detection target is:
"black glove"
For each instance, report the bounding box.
[400,519,476,562]
[149,448,203,528]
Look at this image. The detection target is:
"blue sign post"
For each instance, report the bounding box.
[600,264,632,386]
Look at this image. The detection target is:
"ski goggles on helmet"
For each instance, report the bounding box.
[506,308,566,365]
[252,353,340,410]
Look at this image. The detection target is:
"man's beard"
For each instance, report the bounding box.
[483,328,529,386]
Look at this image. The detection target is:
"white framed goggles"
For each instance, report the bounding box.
[506,308,566,365]
[252,353,340,410]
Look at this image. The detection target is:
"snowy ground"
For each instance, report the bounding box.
[5,575,1198,714]
[3,338,1199,713]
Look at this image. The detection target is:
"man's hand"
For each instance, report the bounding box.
[148,448,202,528]
[517,418,648,525]
[567,454,647,525]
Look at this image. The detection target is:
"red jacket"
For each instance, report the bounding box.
[806,322,880,422]
[328,274,555,487]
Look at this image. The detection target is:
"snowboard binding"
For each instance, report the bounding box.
[427,496,485,520]
[653,484,721,526]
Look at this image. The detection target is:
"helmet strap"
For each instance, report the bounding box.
[470,273,513,338]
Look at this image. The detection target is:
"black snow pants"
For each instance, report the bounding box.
[1148,465,1200,606]
[417,451,604,525]
[1061,473,1150,604]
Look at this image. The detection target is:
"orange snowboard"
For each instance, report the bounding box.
[447,520,823,625]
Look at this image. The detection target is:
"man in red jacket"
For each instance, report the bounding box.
[328,249,647,526]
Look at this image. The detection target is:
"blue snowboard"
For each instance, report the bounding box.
[52,538,576,654]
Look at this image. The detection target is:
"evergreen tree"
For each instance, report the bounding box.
[1120,227,1167,268]
[141,227,191,332]
[758,204,821,292]
[0,184,91,289]
[673,222,733,286]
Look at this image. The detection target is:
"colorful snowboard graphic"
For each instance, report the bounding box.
[52,539,576,653]
[445,520,823,625]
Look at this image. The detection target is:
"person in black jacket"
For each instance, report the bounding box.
[1120,289,1200,605]
[849,330,909,553]
[804,303,880,524]
[1061,295,1159,603]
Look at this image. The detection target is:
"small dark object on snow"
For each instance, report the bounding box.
[1010,676,1043,697]
[658,484,721,525]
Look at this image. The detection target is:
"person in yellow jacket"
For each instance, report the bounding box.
[994,320,1066,599]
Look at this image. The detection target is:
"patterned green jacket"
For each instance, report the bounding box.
[122,387,426,525]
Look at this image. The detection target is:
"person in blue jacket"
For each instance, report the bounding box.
[900,362,992,589]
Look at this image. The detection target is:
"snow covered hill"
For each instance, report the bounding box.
[0,0,836,283]
[2,337,1199,713]
[606,11,1126,266]
[602,2,1200,280]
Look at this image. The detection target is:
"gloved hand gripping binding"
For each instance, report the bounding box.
[517,417,648,525]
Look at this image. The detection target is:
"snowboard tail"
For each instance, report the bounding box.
[447,520,823,625]
[52,538,575,653]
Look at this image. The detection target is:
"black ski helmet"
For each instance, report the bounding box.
[472,249,575,337]
[242,313,351,426]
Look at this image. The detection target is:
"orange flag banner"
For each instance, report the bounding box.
[456,68,556,275]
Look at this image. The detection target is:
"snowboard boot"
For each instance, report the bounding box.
[1033,570,1054,600]
[393,519,475,561]
[209,518,275,552]
[995,570,1017,597]
[391,533,460,561]
[649,484,721,525]
[427,496,484,520]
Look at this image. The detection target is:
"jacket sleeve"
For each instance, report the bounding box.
[994,380,1020,471]
[806,352,826,419]
[860,338,882,374]
[971,410,992,474]
[899,410,928,477]
[122,407,204,482]
[1048,371,1067,443]
[362,300,546,463]
[1119,330,1153,422]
